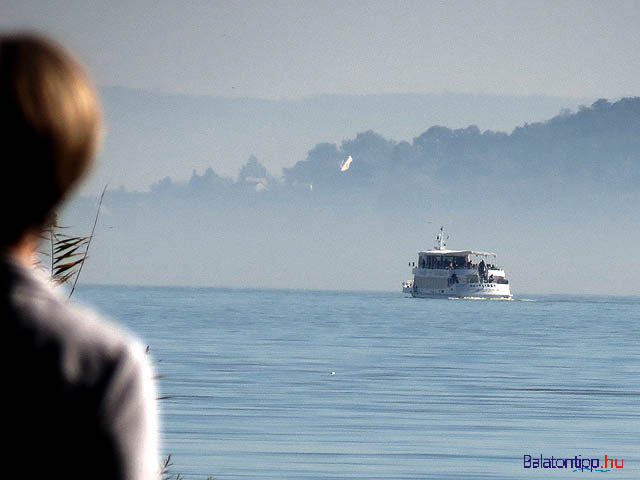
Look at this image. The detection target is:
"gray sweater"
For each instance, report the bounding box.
[1,257,159,479]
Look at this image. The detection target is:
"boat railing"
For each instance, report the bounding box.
[416,264,503,271]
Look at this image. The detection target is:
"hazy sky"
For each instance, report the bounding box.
[2,0,639,99]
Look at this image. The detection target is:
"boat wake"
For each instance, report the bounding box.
[447,296,535,302]
[448,296,514,301]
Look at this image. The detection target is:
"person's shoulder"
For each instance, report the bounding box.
[6,260,145,386]
[3,259,159,479]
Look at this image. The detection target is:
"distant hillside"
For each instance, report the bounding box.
[109,96,640,200]
[85,88,592,193]
[283,97,640,193]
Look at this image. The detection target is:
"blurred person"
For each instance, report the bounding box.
[0,33,159,479]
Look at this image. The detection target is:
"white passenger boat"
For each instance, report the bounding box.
[403,227,512,299]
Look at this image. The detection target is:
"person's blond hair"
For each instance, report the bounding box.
[0,32,102,245]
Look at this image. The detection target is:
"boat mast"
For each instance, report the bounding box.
[435,226,446,250]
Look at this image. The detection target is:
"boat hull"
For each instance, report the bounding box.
[408,282,512,299]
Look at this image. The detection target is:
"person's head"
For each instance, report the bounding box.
[0,32,102,248]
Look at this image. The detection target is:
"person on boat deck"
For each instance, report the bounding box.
[0,33,159,479]
[478,259,487,281]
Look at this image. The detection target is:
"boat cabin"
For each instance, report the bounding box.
[417,250,499,270]
[413,249,507,285]
[419,252,468,269]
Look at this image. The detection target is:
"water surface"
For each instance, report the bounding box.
[75,287,640,479]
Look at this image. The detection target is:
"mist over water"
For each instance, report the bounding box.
[66,168,640,295]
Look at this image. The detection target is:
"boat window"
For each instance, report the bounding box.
[423,255,466,269]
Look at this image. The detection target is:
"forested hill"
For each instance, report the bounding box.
[139,96,640,199]
[282,97,640,193]
[91,88,591,193]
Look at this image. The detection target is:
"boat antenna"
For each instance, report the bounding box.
[435,225,447,250]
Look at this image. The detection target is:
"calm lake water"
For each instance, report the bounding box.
[75,286,640,479]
